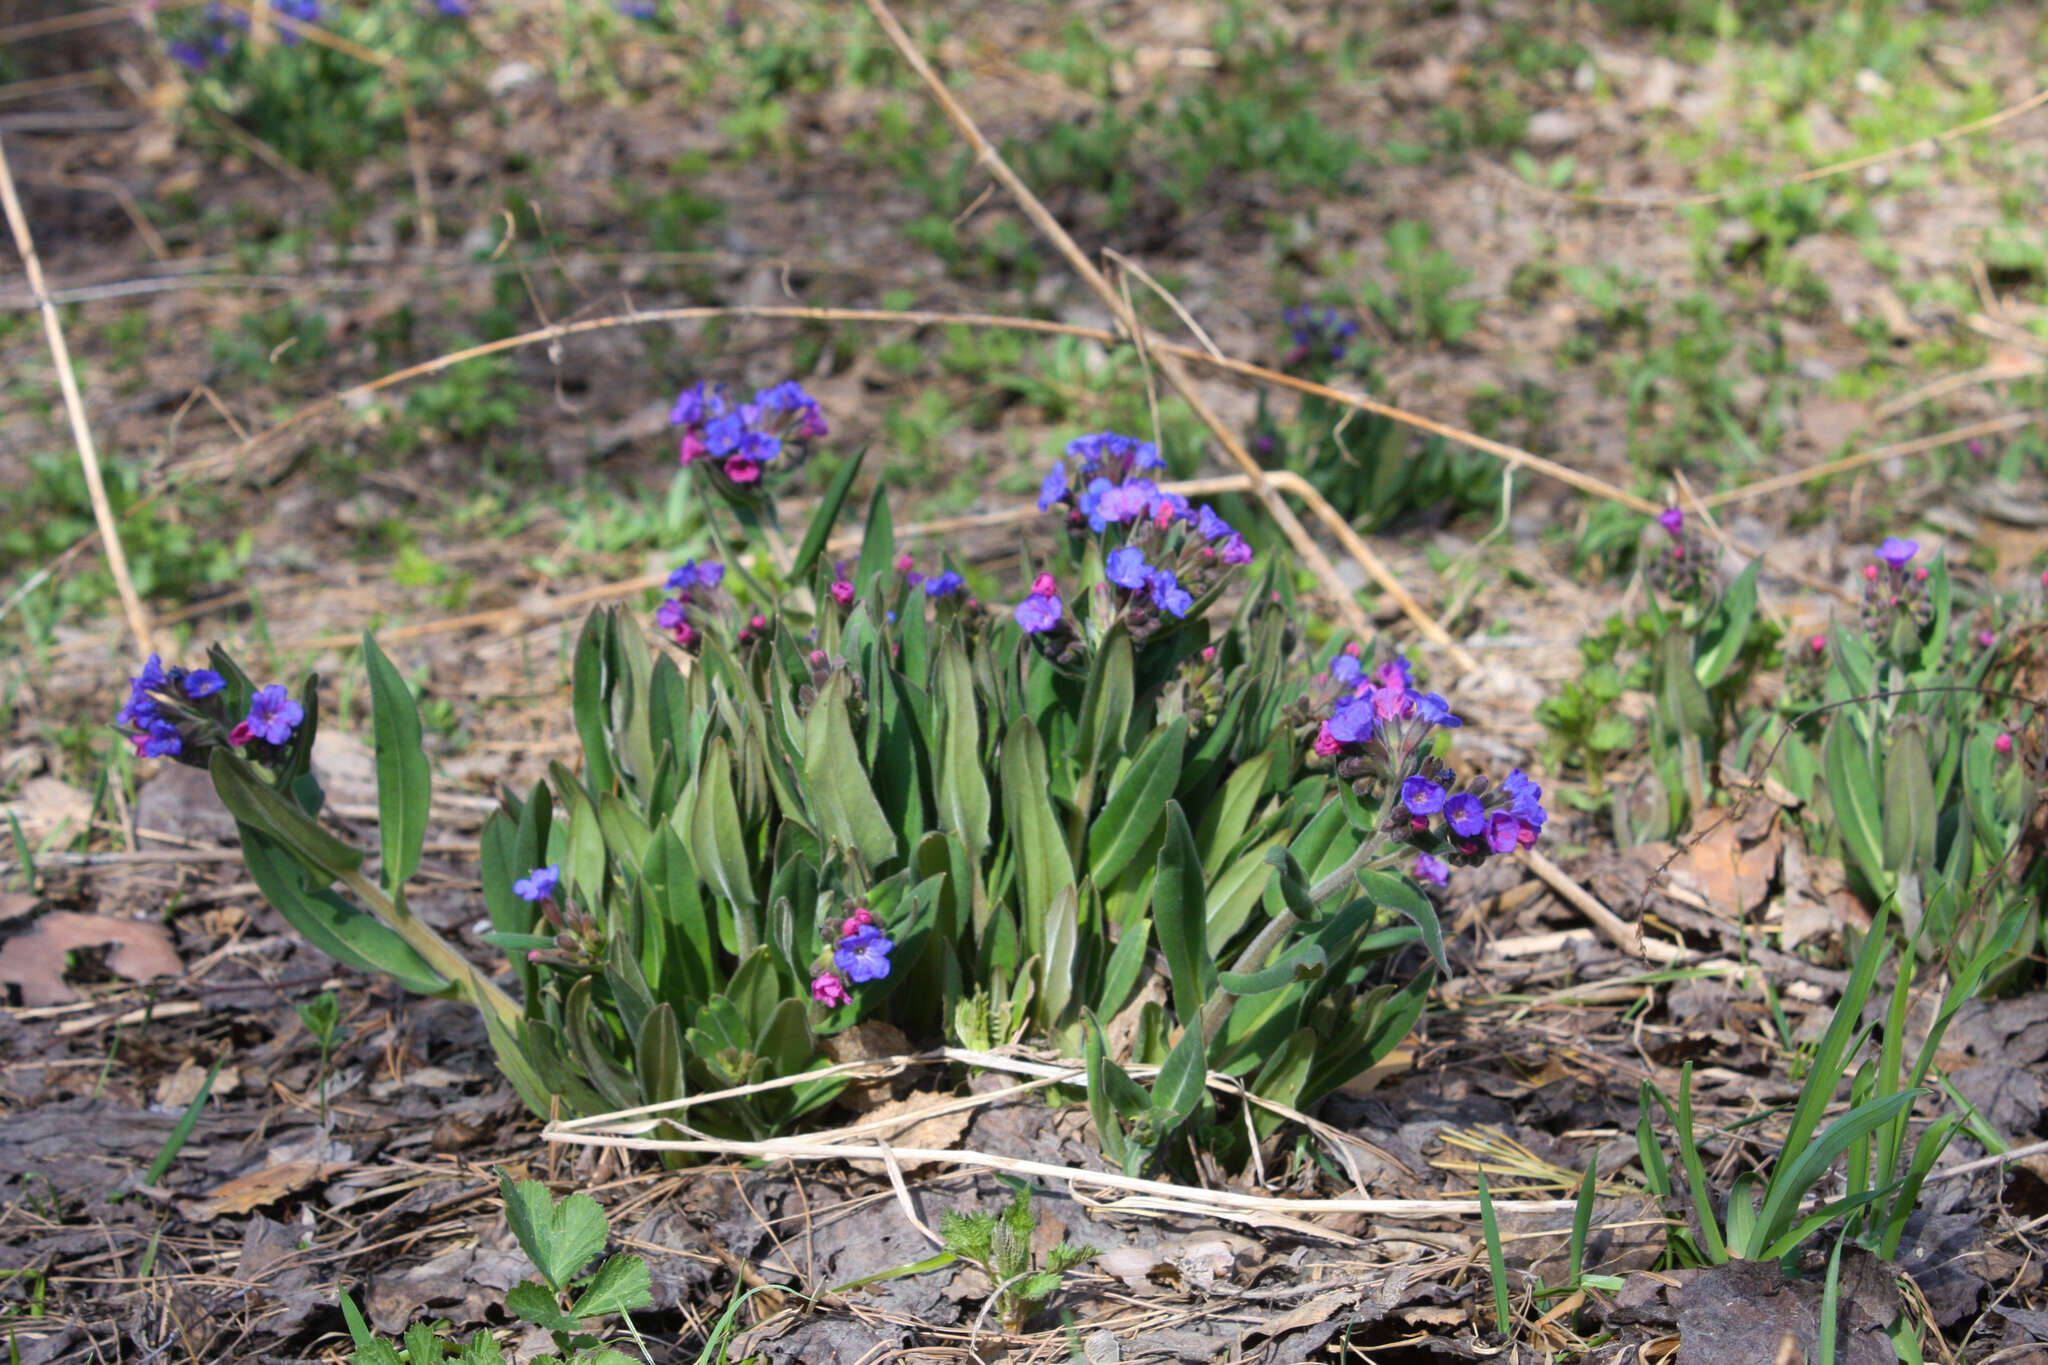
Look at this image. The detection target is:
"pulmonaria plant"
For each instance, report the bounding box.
[1647,507,1710,603]
[1281,305,1361,372]
[670,378,827,499]
[1859,537,1938,665]
[173,409,1544,1174]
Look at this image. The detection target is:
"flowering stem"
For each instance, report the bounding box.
[334,866,522,1033]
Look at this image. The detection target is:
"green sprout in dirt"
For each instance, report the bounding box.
[295,989,347,1131]
[939,1184,1096,1335]
[338,1172,651,1365]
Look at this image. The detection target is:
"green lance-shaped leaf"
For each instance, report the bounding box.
[935,634,991,858]
[1150,1020,1208,1130]
[690,736,758,916]
[1356,868,1448,977]
[1087,719,1184,889]
[211,749,364,882]
[1656,626,1715,740]
[790,444,869,585]
[1074,620,1135,773]
[571,610,617,796]
[1153,800,1217,1030]
[1824,718,1887,890]
[1247,1028,1316,1141]
[1880,721,1937,876]
[803,672,897,866]
[239,826,448,994]
[1038,884,1080,1028]
[854,485,896,595]
[1694,558,1759,688]
[1000,715,1074,962]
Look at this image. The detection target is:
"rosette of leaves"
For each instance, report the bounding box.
[210,468,1449,1169]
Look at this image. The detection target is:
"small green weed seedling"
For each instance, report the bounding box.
[295,989,348,1130]
[940,1184,1096,1334]
[339,1172,652,1365]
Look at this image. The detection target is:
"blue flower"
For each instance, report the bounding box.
[834,924,894,983]
[1401,776,1445,815]
[1876,537,1919,568]
[513,863,561,902]
[1326,695,1376,744]
[1502,769,1547,829]
[1194,506,1233,542]
[1218,534,1254,566]
[754,380,814,413]
[1105,547,1152,589]
[923,571,965,598]
[243,685,304,746]
[1329,652,1363,686]
[117,685,158,728]
[138,718,183,758]
[667,559,724,591]
[1415,853,1450,887]
[136,654,167,693]
[1038,464,1069,510]
[1148,570,1192,618]
[1131,440,1165,471]
[1077,476,1115,529]
[1014,592,1063,634]
[180,668,226,699]
[1443,793,1486,838]
[670,380,724,426]
[1414,693,1462,728]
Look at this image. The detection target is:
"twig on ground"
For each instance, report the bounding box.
[0,133,156,658]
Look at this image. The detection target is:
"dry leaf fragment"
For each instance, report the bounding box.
[0,777,92,842]
[0,911,183,1006]
[182,1160,339,1221]
[844,1091,973,1174]
[155,1057,240,1107]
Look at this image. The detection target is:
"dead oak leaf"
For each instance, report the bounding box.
[844,1091,973,1174]
[0,911,183,1006]
[181,1160,342,1221]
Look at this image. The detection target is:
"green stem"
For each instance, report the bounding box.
[337,867,522,1033]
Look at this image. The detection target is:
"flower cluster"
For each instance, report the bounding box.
[655,559,724,651]
[670,378,827,491]
[1859,537,1935,653]
[811,905,893,1007]
[1029,430,1254,646]
[165,0,322,70]
[1647,507,1708,601]
[114,655,306,767]
[896,553,968,602]
[1281,305,1360,370]
[511,863,610,968]
[1303,645,1547,872]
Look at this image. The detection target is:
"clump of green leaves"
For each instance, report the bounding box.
[339,1172,650,1365]
[1534,662,1632,804]
[940,1185,1095,1334]
[295,989,347,1130]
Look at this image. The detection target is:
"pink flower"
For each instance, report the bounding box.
[1312,724,1342,757]
[228,720,254,747]
[679,432,706,465]
[750,615,768,630]
[1996,733,2014,755]
[830,579,855,607]
[726,457,761,484]
[1864,565,1880,581]
[895,552,915,572]
[839,907,874,938]
[1979,630,1997,648]
[1031,573,1059,597]
[811,973,849,1007]
[1808,635,1827,654]
[1200,646,1216,663]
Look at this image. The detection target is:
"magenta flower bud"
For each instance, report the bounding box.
[1979,630,1996,648]
[1656,507,1683,536]
[809,649,827,666]
[1201,646,1216,662]
[1915,567,1928,581]
[811,973,850,1007]
[1808,634,1827,653]
[750,614,768,630]
[830,579,855,607]
[1031,573,1059,597]
[1996,733,2014,755]
[528,950,543,963]
[1864,565,1880,581]
[1312,724,1342,757]
[895,553,915,572]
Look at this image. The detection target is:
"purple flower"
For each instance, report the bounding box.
[667,559,724,592]
[1194,506,1233,542]
[1444,793,1486,838]
[117,683,159,728]
[670,380,725,426]
[811,972,849,1006]
[1093,483,1152,528]
[1415,853,1450,887]
[655,598,690,633]
[1217,535,1254,566]
[136,718,183,758]
[1015,590,1063,634]
[1329,652,1364,686]
[435,0,472,14]
[136,654,168,693]
[168,39,210,70]
[1876,537,1919,568]
[1401,776,1445,815]
[1066,432,1124,473]
[242,685,304,746]
[834,924,894,983]
[1131,440,1165,471]
[513,864,561,902]
[1148,570,1193,618]
[924,571,965,598]
[1038,464,1069,510]
[1657,507,1684,536]
[1485,812,1523,855]
[1414,693,1462,728]
[1105,547,1152,589]
[1326,695,1376,744]
[829,579,856,607]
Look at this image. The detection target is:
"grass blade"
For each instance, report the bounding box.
[141,1056,223,1188]
[1476,1166,1511,1335]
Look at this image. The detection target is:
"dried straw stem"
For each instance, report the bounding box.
[0,134,155,657]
